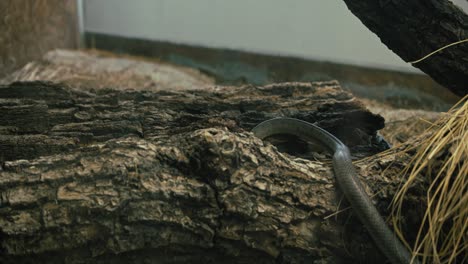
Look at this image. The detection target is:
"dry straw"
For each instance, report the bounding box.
[391,95,467,264]
[409,39,468,64]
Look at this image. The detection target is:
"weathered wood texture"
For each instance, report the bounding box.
[0,81,424,263]
[0,0,78,78]
[342,0,468,96]
[0,50,215,92]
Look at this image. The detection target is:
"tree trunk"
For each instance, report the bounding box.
[0,81,424,263]
[342,0,468,97]
[0,0,79,78]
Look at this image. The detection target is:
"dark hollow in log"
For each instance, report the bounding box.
[0,81,424,263]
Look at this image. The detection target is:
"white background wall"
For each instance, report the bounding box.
[82,0,468,72]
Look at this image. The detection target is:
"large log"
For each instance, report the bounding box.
[342,0,468,97]
[0,81,424,263]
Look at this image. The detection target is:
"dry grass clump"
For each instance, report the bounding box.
[391,95,467,264]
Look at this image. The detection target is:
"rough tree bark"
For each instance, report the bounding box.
[342,0,468,97]
[0,81,425,263]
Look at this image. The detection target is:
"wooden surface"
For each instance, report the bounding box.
[343,0,468,96]
[0,81,426,263]
[0,0,78,78]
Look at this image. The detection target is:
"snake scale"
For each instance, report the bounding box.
[252,117,418,264]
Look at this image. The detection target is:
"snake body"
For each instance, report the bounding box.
[252,117,417,264]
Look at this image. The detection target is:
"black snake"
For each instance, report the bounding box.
[252,117,418,264]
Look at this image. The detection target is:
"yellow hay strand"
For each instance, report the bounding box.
[409,39,468,64]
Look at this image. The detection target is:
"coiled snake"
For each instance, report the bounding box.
[252,117,418,264]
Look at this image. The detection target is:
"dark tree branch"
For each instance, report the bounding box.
[342,0,468,96]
